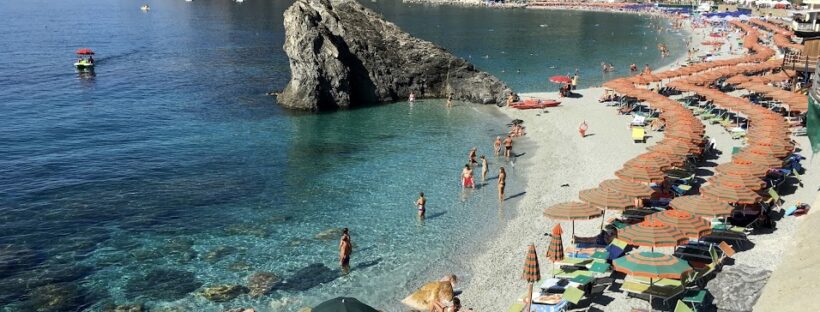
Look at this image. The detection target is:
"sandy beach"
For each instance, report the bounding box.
[457,16,820,312]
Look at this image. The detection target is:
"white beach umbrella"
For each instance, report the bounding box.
[738,15,750,21]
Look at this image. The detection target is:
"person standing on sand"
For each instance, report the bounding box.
[571,74,578,90]
[579,121,588,138]
[494,136,502,156]
[503,136,513,160]
[461,164,475,189]
[416,192,426,219]
[498,167,507,201]
[339,228,352,274]
[480,155,488,182]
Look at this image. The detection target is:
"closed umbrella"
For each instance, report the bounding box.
[579,188,636,229]
[617,220,688,251]
[523,244,541,312]
[544,201,603,239]
[546,224,564,277]
[314,297,379,312]
[646,210,711,239]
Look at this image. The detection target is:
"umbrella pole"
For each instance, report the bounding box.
[525,282,534,312]
[572,220,576,244]
[600,208,608,230]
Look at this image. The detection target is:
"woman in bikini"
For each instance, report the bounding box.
[498,167,506,201]
[480,155,488,182]
[494,136,502,156]
[461,164,475,189]
[468,147,478,167]
[416,192,426,219]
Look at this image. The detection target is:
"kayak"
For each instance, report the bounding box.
[510,99,561,109]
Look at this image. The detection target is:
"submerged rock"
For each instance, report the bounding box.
[224,224,271,238]
[25,283,87,312]
[200,284,248,302]
[247,272,280,297]
[162,238,197,263]
[314,228,343,240]
[102,303,144,312]
[202,246,237,263]
[707,264,771,312]
[228,261,253,272]
[125,269,201,301]
[277,263,339,291]
[278,0,516,110]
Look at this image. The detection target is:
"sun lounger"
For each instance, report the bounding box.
[627,276,683,287]
[674,299,696,312]
[621,281,685,304]
[632,127,646,143]
[791,168,803,187]
[552,268,596,279]
[766,187,782,210]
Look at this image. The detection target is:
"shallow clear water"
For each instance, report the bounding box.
[0,0,683,311]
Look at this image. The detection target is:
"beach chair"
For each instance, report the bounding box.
[621,280,685,305]
[792,168,803,187]
[717,241,736,258]
[563,286,585,310]
[507,302,525,312]
[632,127,646,143]
[605,239,628,260]
[766,187,782,210]
[674,300,696,312]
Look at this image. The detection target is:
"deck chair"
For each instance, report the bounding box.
[674,300,696,312]
[564,286,585,308]
[507,302,525,312]
[766,187,782,210]
[622,281,685,305]
[606,238,628,260]
[632,127,646,143]
[718,241,736,258]
[792,169,804,187]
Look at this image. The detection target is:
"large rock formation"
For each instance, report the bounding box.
[278,0,516,111]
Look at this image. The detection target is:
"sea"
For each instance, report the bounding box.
[0,0,685,311]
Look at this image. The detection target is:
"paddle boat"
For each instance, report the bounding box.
[74,48,95,71]
[509,99,561,110]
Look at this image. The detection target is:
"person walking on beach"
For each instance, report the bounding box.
[339,228,352,274]
[416,192,426,219]
[461,164,475,189]
[503,136,513,160]
[494,136,502,156]
[468,147,478,167]
[579,121,588,138]
[498,167,507,202]
[571,74,578,90]
[480,155,488,182]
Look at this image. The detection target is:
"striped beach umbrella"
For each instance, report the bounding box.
[647,143,693,156]
[745,144,792,158]
[600,179,656,198]
[544,201,602,239]
[522,244,541,312]
[546,225,564,277]
[646,210,711,239]
[701,183,763,204]
[623,156,672,171]
[615,166,666,184]
[613,252,692,279]
[618,220,688,251]
[669,196,734,218]
[708,174,767,191]
[715,162,769,177]
[732,152,783,168]
[580,188,636,229]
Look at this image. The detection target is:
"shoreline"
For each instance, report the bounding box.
[457,13,820,312]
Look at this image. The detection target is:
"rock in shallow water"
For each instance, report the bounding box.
[0,244,43,278]
[247,272,280,297]
[278,0,516,111]
[102,303,144,312]
[314,228,343,240]
[202,246,237,263]
[25,282,87,312]
[706,264,771,312]
[200,284,248,302]
[276,263,339,291]
[125,269,202,301]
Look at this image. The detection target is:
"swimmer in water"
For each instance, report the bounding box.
[415,192,426,219]
[480,155,488,182]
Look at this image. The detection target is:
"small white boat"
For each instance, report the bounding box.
[235,0,244,3]
[140,4,150,11]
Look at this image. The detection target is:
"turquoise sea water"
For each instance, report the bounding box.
[0,0,684,311]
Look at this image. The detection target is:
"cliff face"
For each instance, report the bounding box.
[278,0,516,111]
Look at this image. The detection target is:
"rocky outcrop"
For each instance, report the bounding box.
[279,0,516,111]
[201,284,248,302]
[706,264,771,312]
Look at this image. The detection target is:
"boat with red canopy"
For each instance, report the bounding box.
[74,48,95,71]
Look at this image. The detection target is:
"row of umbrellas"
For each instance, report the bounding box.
[724,70,795,85]
[524,18,797,311]
[748,19,802,52]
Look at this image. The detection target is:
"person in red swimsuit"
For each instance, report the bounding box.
[461,164,475,189]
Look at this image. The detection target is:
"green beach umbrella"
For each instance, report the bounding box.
[809,94,820,155]
[313,297,379,312]
[613,252,692,280]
